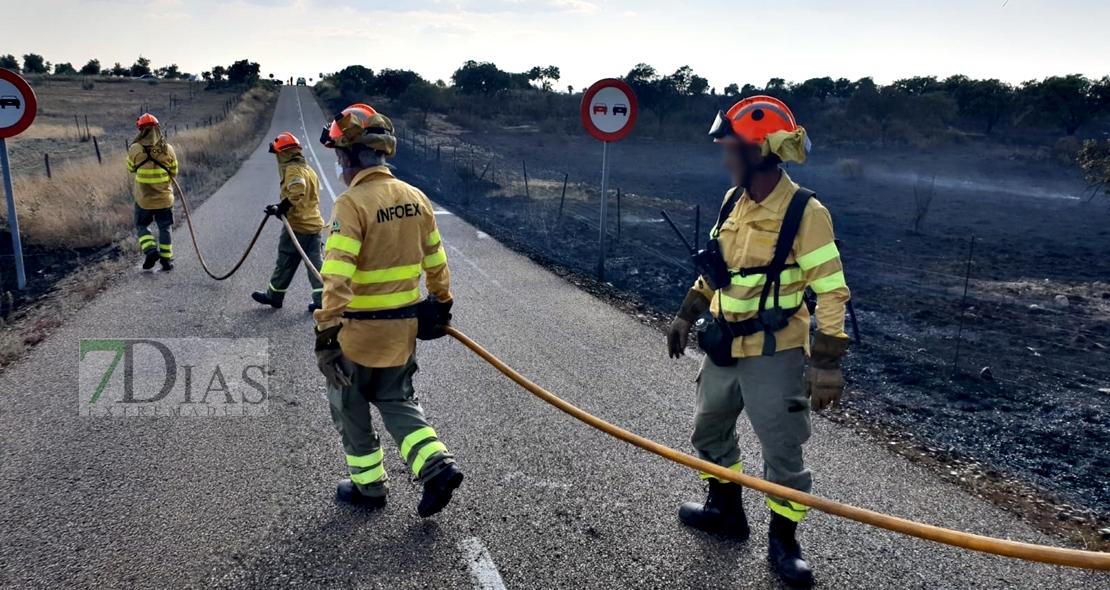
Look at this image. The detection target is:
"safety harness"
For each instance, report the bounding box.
[711,187,815,357]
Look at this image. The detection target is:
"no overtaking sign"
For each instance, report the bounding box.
[0,68,38,290]
[580,79,637,281]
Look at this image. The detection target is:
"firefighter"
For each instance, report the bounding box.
[127,114,178,271]
[314,104,462,517]
[252,132,325,311]
[667,96,850,588]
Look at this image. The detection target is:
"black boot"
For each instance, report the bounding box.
[308,302,320,313]
[251,291,283,309]
[417,463,463,518]
[159,257,174,271]
[142,250,159,270]
[335,479,387,510]
[768,514,814,588]
[678,480,750,541]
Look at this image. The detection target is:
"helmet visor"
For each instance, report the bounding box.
[708,110,737,142]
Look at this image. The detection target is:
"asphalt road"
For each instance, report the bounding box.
[0,87,1105,590]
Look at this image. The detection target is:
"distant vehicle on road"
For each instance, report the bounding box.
[0,95,20,109]
[296,77,307,86]
[593,103,608,115]
[613,104,628,116]
[138,74,157,80]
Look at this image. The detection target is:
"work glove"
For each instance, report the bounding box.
[667,289,710,359]
[805,332,850,411]
[314,325,351,389]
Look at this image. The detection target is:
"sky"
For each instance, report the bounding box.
[1,0,1108,91]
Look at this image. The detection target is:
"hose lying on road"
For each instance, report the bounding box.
[266,205,1110,571]
[173,177,271,280]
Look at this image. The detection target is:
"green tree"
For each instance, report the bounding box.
[333,65,375,96]
[795,77,836,102]
[210,65,227,82]
[0,54,20,70]
[527,65,561,91]
[451,60,512,96]
[202,71,213,82]
[832,78,855,99]
[110,62,128,77]
[22,53,48,74]
[130,55,152,77]
[723,83,740,97]
[226,59,261,85]
[162,64,181,79]
[1078,139,1110,200]
[372,68,423,99]
[890,75,941,95]
[53,62,77,75]
[1020,74,1110,135]
[401,80,444,123]
[80,59,101,75]
[961,79,1013,134]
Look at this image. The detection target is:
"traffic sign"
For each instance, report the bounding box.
[580,78,638,143]
[0,68,35,289]
[0,68,37,139]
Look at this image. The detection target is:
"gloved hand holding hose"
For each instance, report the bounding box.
[264,199,294,219]
[315,325,351,388]
[667,290,710,358]
[806,332,849,411]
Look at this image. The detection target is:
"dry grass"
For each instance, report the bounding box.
[836,158,865,179]
[17,123,108,141]
[6,85,278,249]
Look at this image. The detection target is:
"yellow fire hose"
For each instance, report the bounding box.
[177,176,1110,571]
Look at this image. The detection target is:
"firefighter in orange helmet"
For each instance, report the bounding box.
[126,113,178,270]
[313,104,461,517]
[667,96,851,588]
[252,132,326,311]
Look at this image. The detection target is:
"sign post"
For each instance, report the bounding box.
[0,68,38,290]
[580,78,637,282]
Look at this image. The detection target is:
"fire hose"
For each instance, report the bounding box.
[173,179,1110,571]
[174,177,272,280]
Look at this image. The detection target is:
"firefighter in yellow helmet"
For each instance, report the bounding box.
[127,113,179,271]
[667,96,850,588]
[313,104,462,517]
[252,132,326,311]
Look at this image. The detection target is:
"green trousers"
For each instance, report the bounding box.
[134,204,173,260]
[266,230,323,306]
[692,348,813,522]
[327,354,455,497]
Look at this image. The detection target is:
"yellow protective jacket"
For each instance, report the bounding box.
[691,171,850,358]
[276,150,325,234]
[314,166,451,368]
[126,127,178,211]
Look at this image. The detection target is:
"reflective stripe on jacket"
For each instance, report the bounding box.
[127,143,178,211]
[692,170,850,358]
[277,152,325,234]
[314,166,450,368]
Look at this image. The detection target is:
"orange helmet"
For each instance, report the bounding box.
[320,104,377,148]
[708,96,797,145]
[136,113,160,130]
[268,132,301,154]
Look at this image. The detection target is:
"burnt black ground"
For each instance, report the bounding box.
[393,123,1110,516]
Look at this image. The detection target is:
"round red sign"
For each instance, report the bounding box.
[580,78,638,142]
[0,69,38,139]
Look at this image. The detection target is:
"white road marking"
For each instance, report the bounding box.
[476,231,490,240]
[434,209,453,216]
[294,88,338,203]
[458,538,508,590]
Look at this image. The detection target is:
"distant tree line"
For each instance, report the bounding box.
[1,53,263,89]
